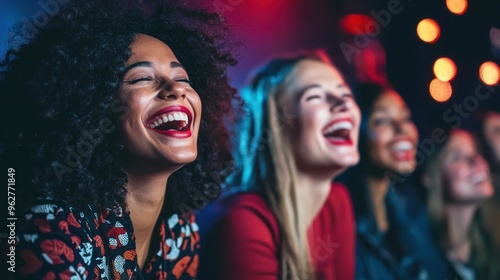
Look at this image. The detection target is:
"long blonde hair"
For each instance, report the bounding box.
[230,50,334,279]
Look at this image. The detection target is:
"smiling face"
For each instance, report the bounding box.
[440,130,493,204]
[282,59,360,176]
[366,90,419,175]
[118,34,202,169]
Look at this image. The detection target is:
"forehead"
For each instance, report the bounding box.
[372,91,407,112]
[446,130,476,153]
[485,113,500,128]
[285,60,345,90]
[127,33,178,65]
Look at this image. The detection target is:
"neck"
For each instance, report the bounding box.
[367,175,390,232]
[295,170,335,228]
[125,168,172,268]
[444,204,477,263]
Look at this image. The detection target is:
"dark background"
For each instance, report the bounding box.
[2,0,499,137]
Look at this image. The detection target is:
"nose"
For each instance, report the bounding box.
[158,80,187,100]
[470,154,488,169]
[327,94,348,113]
[392,118,411,135]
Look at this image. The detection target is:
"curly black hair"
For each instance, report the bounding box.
[0,0,236,214]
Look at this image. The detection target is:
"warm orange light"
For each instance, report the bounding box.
[479,61,500,86]
[433,57,457,82]
[446,0,468,15]
[429,78,452,102]
[417,19,440,43]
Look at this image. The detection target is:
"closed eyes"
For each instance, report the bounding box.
[123,77,192,85]
[124,76,154,84]
[305,92,353,102]
[305,95,321,101]
[174,78,192,85]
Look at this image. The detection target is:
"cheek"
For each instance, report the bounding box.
[368,127,390,150]
[444,164,468,191]
[297,107,321,135]
[408,123,419,140]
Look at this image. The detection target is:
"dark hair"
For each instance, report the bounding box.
[355,82,395,175]
[0,0,236,214]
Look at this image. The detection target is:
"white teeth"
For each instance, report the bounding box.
[324,121,352,134]
[470,173,487,185]
[391,141,413,152]
[149,111,189,129]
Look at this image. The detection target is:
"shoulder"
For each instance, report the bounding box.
[198,192,281,279]
[220,193,278,240]
[324,182,354,214]
[200,192,279,247]
[17,199,99,279]
[21,199,92,234]
[330,182,352,200]
[310,182,355,236]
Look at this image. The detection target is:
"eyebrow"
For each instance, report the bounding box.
[124,61,152,74]
[170,61,184,69]
[372,106,411,114]
[296,83,348,101]
[123,61,185,74]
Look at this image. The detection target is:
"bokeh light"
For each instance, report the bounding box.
[433,57,457,82]
[446,0,468,15]
[429,78,452,102]
[479,61,500,86]
[339,14,374,35]
[417,18,441,44]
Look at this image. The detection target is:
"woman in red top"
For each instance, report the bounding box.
[198,51,360,279]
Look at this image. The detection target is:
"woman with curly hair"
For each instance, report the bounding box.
[0,0,236,279]
[198,51,359,280]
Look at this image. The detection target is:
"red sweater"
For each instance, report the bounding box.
[199,182,355,280]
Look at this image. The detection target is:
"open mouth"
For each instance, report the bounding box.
[148,112,189,131]
[322,119,353,145]
[146,106,192,138]
[390,140,414,161]
[469,172,488,186]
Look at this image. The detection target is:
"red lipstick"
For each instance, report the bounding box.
[146,105,193,138]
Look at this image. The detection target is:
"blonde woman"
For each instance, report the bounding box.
[198,51,360,279]
[423,129,497,280]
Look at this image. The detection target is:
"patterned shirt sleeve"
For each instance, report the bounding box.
[17,202,95,280]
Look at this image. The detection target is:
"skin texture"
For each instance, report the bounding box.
[441,130,494,204]
[280,59,361,227]
[119,34,202,269]
[119,34,202,171]
[284,60,361,178]
[367,90,419,175]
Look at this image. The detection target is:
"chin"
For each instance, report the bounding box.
[162,152,197,166]
[388,161,416,175]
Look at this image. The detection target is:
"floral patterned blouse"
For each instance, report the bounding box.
[17,199,200,279]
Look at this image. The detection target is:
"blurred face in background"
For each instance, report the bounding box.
[366,90,419,175]
[483,112,500,162]
[283,59,360,177]
[440,130,494,204]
